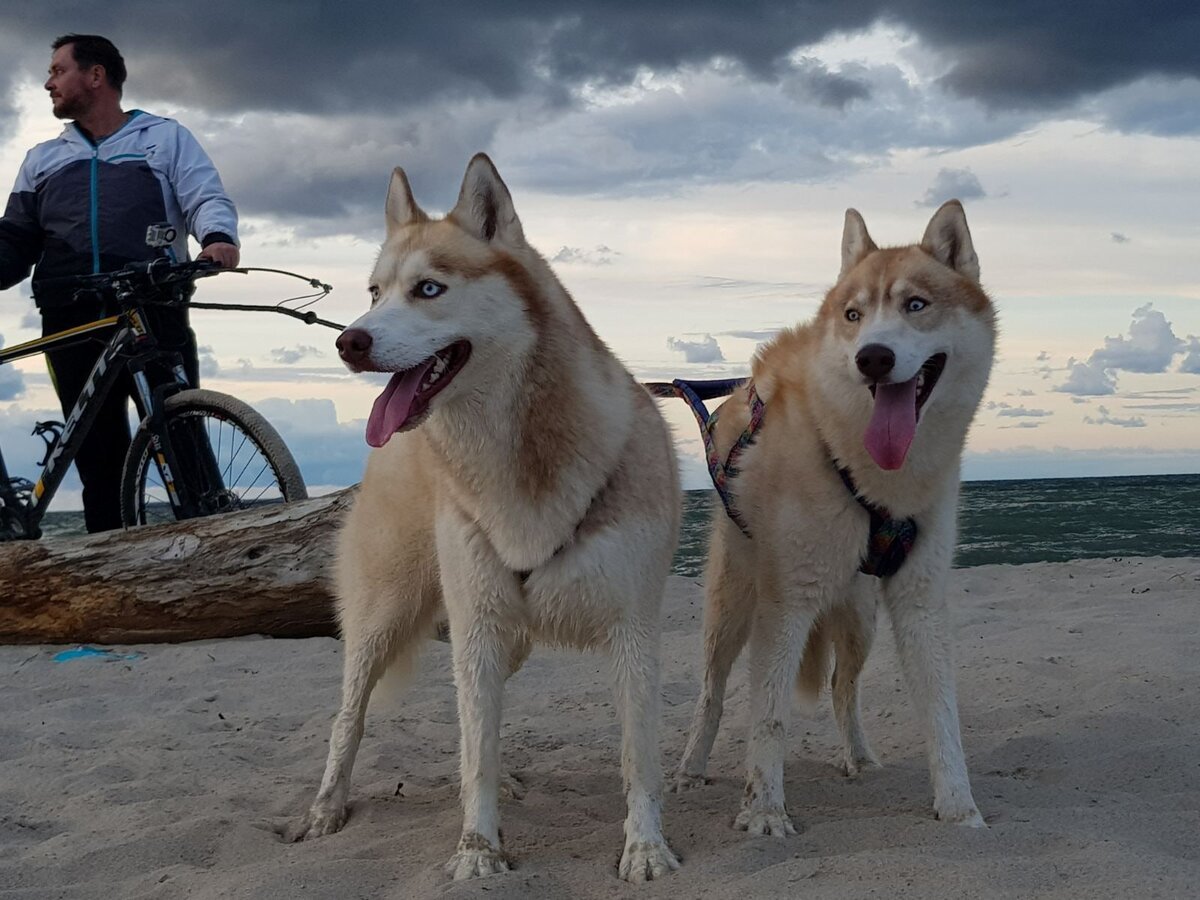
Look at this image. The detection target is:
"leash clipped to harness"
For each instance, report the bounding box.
[645,378,762,537]
[647,376,918,577]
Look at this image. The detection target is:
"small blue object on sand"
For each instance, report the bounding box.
[52,646,141,662]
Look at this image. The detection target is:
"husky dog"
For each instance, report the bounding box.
[674,201,995,835]
[291,155,681,883]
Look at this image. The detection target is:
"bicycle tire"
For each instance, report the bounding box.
[120,388,308,528]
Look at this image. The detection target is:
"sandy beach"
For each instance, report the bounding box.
[2,555,1198,898]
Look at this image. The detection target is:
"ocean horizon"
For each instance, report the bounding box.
[32,472,1199,577]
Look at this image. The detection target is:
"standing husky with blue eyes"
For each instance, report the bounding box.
[290,155,681,884]
[674,201,995,836]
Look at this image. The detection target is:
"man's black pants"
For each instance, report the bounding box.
[41,300,199,533]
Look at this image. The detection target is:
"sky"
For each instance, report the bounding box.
[1,1,1198,503]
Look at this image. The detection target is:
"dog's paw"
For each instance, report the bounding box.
[444,832,510,880]
[499,773,526,801]
[619,839,680,883]
[670,771,711,793]
[935,801,986,828]
[837,752,881,778]
[286,805,347,842]
[734,804,797,837]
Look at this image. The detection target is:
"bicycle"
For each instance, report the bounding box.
[0,255,341,541]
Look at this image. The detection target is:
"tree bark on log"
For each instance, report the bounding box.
[0,489,354,645]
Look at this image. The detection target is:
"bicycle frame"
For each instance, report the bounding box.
[0,307,200,539]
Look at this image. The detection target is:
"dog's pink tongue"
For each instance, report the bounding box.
[365,361,433,448]
[864,378,918,470]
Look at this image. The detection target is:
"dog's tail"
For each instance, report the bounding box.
[795,614,832,711]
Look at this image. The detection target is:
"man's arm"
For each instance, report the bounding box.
[0,159,43,289]
[167,124,241,268]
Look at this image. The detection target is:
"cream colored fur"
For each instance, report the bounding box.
[674,201,996,836]
[290,155,681,883]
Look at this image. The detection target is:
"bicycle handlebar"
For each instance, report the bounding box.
[31,259,340,327]
[36,257,222,295]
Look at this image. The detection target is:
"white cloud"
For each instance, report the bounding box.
[0,334,25,400]
[1055,359,1117,396]
[997,406,1053,418]
[198,345,221,378]
[550,245,619,265]
[1055,304,1190,394]
[1089,304,1184,373]
[1179,337,1200,374]
[1083,405,1147,428]
[667,334,725,363]
[917,167,986,207]
[270,345,325,365]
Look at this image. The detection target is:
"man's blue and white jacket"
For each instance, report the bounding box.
[0,111,239,308]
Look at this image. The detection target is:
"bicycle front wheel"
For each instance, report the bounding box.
[120,388,308,528]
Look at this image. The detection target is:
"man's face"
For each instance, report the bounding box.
[44,44,98,120]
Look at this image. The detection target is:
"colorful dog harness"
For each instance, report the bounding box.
[647,377,917,577]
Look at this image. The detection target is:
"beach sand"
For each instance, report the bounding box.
[2,556,1198,898]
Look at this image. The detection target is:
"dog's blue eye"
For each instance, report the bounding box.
[414,279,446,299]
[907,297,928,312]
[845,309,861,322]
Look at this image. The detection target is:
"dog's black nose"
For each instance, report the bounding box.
[337,328,373,364]
[856,343,895,381]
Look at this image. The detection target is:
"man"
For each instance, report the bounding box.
[0,34,240,532]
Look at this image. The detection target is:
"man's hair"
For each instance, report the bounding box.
[51,34,127,93]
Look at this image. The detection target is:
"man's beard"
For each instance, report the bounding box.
[52,96,86,120]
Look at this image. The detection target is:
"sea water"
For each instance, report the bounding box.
[34,474,1199,576]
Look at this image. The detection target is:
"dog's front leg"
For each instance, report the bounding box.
[882,518,984,827]
[610,618,680,883]
[734,588,819,837]
[437,509,522,879]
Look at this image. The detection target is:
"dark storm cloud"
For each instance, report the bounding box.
[4,3,1198,233]
[4,2,1197,117]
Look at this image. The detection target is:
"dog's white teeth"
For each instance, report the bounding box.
[433,356,448,374]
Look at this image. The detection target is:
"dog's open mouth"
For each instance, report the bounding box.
[863,353,947,471]
[365,340,472,447]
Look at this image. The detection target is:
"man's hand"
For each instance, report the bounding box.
[198,242,240,268]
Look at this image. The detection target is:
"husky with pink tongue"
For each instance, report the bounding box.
[291,155,682,884]
[673,200,996,839]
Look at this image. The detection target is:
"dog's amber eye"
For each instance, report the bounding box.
[845,309,861,322]
[368,285,380,304]
[413,279,446,300]
[906,297,928,312]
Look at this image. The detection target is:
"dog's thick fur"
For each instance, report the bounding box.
[291,155,681,882]
[674,201,995,835]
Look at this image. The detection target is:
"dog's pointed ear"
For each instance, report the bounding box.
[449,153,525,245]
[840,209,877,279]
[385,167,427,236]
[921,200,980,283]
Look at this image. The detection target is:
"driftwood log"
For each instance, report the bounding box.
[0,489,355,645]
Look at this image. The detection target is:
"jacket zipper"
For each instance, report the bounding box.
[89,146,100,273]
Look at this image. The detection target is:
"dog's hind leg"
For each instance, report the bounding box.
[828,585,880,776]
[674,526,754,791]
[289,574,440,842]
[611,616,680,883]
[733,587,817,838]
